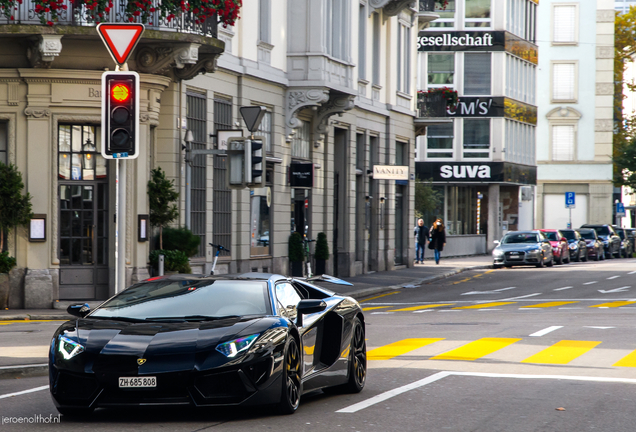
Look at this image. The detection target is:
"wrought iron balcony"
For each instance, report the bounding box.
[0,0,217,39]
[417,91,449,118]
[417,0,439,27]
[419,0,437,12]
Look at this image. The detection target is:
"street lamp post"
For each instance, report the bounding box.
[184,129,194,230]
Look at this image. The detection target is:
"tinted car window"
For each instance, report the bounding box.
[592,226,610,236]
[616,230,626,240]
[579,230,597,240]
[502,234,539,244]
[275,282,302,320]
[543,232,558,241]
[561,231,575,241]
[91,280,271,320]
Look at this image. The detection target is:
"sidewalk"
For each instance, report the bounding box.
[0,254,493,378]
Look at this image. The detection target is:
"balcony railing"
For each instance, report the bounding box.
[417,91,449,118]
[0,0,217,38]
[419,0,436,12]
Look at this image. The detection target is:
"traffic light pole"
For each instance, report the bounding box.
[114,62,128,294]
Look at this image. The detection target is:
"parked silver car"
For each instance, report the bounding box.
[493,230,554,268]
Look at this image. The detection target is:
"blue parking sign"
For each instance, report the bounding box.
[565,192,575,208]
[617,202,626,217]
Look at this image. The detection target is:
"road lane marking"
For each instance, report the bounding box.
[521,301,578,309]
[494,287,516,292]
[529,326,563,337]
[584,281,598,285]
[359,291,401,303]
[367,338,444,361]
[614,350,636,367]
[598,286,631,294]
[590,301,636,308]
[431,338,521,361]
[608,276,621,280]
[362,306,391,311]
[453,302,516,310]
[0,385,49,400]
[553,286,573,291]
[389,304,454,312]
[500,293,542,301]
[336,372,636,413]
[584,326,615,329]
[521,340,601,365]
[629,271,636,275]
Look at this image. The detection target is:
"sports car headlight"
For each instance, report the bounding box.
[216,334,259,358]
[58,336,85,360]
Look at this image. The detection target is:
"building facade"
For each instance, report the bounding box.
[415,0,538,253]
[1,0,421,308]
[535,0,615,229]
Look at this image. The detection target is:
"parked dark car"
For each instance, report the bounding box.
[539,229,570,265]
[49,273,366,416]
[580,224,621,259]
[626,228,636,250]
[561,229,587,262]
[612,226,633,258]
[578,228,604,261]
[492,230,554,268]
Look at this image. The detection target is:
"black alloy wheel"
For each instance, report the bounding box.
[581,248,588,262]
[278,337,301,414]
[536,254,544,268]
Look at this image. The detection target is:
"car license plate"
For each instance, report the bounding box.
[509,253,521,259]
[119,377,156,388]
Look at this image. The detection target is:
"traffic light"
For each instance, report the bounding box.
[101,71,140,159]
[245,138,264,186]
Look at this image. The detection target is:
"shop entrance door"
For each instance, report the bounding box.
[58,183,109,300]
[394,187,404,265]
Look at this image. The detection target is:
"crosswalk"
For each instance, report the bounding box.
[362,300,636,313]
[367,337,636,367]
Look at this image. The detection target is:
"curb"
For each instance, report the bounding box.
[0,364,48,380]
[0,315,72,321]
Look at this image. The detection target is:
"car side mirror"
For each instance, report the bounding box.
[493,240,500,246]
[67,303,90,318]
[296,299,327,327]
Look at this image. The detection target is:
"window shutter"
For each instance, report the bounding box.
[553,5,576,43]
[552,63,575,100]
[552,125,574,161]
[464,53,491,95]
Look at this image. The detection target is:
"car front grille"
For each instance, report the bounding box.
[505,251,526,260]
[54,371,100,402]
[194,370,252,403]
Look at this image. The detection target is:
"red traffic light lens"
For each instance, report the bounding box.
[111,84,130,103]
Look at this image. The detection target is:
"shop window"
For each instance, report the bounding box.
[428,0,455,28]
[464,53,491,95]
[463,119,490,159]
[426,123,454,159]
[58,125,106,181]
[551,125,575,161]
[186,91,207,258]
[257,110,273,154]
[465,0,491,28]
[213,97,233,257]
[552,4,577,45]
[250,164,272,257]
[428,53,455,87]
[552,62,577,102]
[0,121,6,165]
[446,186,482,235]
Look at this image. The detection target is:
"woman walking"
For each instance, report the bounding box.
[428,218,446,265]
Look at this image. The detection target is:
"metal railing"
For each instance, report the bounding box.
[419,0,436,13]
[417,91,448,118]
[0,0,217,38]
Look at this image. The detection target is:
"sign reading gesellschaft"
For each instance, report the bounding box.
[373,165,409,180]
[418,31,504,52]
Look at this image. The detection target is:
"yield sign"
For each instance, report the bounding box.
[97,23,144,66]
[240,106,267,132]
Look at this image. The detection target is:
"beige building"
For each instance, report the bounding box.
[1,0,422,309]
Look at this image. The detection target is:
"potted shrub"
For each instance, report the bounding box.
[314,232,329,275]
[149,250,191,274]
[288,232,305,277]
[157,226,201,258]
[0,252,16,309]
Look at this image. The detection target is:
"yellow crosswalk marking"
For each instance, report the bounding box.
[522,340,601,364]
[520,301,579,308]
[359,291,401,303]
[453,302,516,310]
[614,350,636,367]
[431,338,521,361]
[389,304,455,312]
[362,306,391,312]
[367,338,444,360]
[589,301,636,308]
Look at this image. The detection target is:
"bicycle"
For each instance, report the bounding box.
[208,243,230,275]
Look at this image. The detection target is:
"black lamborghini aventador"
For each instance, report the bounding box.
[49,273,367,416]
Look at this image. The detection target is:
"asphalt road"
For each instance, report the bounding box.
[2,258,636,431]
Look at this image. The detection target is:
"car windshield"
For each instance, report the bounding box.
[561,231,575,241]
[591,226,610,236]
[579,230,596,240]
[542,232,558,241]
[617,230,626,240]
[502,234,539,244]
[91,279,271,321]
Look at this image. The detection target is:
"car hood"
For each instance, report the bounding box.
[54,316,282,374]
[548,241,560,247]
[496,243,542,252]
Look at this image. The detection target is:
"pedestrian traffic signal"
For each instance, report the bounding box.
[245,138,264,186]
[101,71,139,159]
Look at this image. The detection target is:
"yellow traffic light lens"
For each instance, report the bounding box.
[112,84,130,103]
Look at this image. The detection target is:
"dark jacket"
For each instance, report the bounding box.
[414,225,428,244]
[429,226,446,251]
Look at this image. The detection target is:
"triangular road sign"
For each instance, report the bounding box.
[97,23,144,66]
[240,106,267,133]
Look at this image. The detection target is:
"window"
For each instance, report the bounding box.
[275,282,301,319]
[426,123,454,159]
[259,0,271,44]
[506,0,536,42]
[397,23,411,93]
[326,0,349,61]
[250,191,271,257]
[213,97,233,258]
[257,110,273,154]
[463,119,490,159]
[552,125,575,161]
[552,62,577,102]
[0,122,7,165]
[187,92,207,258]
[465,0,491,28]
[372,12,381,85]
[553,4,577,44]
[428,53,454,87]
[505,119,535,166]
[505,54,536,105]
[428,0,455,28]
[292,121,310,159]
[58,125,106,181]
[464,53,491,95]
[358,3,367,80]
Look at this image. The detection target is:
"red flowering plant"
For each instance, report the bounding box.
[34,0,68,25]
[124,0,242,26]
[76,0,114,23]
[417,87,458,109]
[0,0,21,20]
